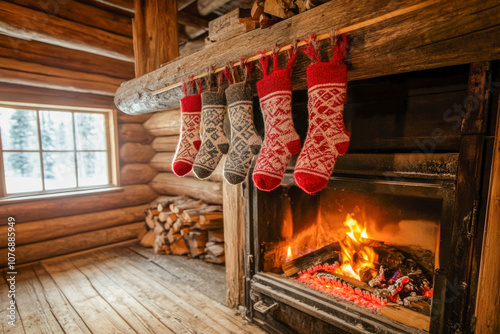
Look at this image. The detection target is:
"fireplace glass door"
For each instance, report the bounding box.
[247,175,455,333]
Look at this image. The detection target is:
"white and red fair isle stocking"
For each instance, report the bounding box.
[252,47,300,191]
[172,80,202,177]
[294,34,350,194]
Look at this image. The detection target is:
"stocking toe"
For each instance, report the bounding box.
[252,174,281,191]
[294,172,328,194]
[172,161,193,177]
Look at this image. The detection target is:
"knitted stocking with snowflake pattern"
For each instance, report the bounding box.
[193,77,228,179]
[224,60,262,185]
[172,79,202,177]
[294,34,350,194]
[252,47,300,191]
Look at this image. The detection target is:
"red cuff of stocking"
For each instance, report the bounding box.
[257,68,293,98]
[306,61,347,88]
[180,94,202,112]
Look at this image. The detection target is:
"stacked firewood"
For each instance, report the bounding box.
[138,195,225,264]
[240,0,331,30]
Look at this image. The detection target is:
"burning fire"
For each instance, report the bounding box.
[286,246,292,261]
[336,214,376,280]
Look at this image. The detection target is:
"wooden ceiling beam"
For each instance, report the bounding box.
[0,2,134,62]
[80,0,134,16]
[0,35,134,80]
[0,83,115,109]
[6,0,133,37]
[177,11,209,30]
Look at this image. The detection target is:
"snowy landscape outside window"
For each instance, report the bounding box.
[0,106,114,195]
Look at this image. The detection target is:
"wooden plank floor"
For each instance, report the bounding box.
[1,242,266,334]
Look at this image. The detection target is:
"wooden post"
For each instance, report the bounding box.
[475,100,500,333]
[132,0,179,77]
[223,182,245,308]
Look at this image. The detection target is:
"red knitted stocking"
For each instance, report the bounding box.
[172,79,202,177]
[252,47,300,191]
[294,34,350,194]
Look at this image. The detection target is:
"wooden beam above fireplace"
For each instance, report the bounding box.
[115,0,500,115]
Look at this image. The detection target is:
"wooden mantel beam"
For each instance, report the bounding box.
[115,0,500,115]
[0,1,134,62]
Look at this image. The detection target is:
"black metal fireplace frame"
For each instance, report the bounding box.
[243,160,456,334]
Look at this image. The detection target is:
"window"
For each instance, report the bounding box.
[0,105,118,197]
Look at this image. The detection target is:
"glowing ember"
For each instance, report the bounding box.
[295,263,387,311]
[335,214,376,280]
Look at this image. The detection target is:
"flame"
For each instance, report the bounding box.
[335,214,376,280]
[286,246,292,260]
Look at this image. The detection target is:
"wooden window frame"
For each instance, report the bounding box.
[0,102,120,201]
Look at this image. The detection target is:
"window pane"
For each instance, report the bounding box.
[40,111,74,150]
[0,108,39,150]
[43,152,76,190]
[3,152,42,193]
[74,113,106,150]
[77,151,109,186]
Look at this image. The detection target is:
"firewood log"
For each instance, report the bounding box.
[158,211,177,223]
[205,242,225,257]
[166,229,181,244]
[208,229,224,243]
[172,219,183,233]
[193,218,224,230]
[140,230,156,247]
[199,212,224,225]
[185,231,208,258]
[153,220,165,236]
[259,13,278,29]
[166,214,179,225]
[154,232,170,254]
[239,17,260,31]
[157,195,190,212]
[295,0,307,13]
[263,0,295,18]
[170,237,190,255]
[170,199,206,214]
[180,227,191,236]
[251,1,264,19]
[181,205,223,222]
[185,231,208,248]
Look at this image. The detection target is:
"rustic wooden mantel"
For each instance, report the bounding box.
[115,0,500,115]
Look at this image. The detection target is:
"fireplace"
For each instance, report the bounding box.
[241,62,498,333]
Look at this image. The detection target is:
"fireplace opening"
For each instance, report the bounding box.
[255,180,443,331]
